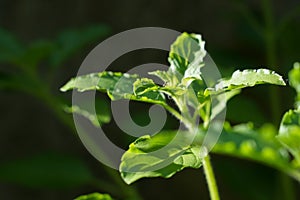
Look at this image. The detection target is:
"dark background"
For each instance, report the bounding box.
[0,0,300,199]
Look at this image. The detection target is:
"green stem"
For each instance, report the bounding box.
[203,155,220,200]
[261,1,296,200]
[276,173,296,200]
[261,0,281,125]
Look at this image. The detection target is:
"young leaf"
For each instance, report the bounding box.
[149,70,180,87]
[168,32,206,78]
[277,109,300,165]
[120,130,203,184]
[75,193,113,200]
[133,78,165,102]
[215,69,286,91]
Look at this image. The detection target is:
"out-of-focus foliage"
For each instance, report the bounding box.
[0,25,111,190]
[75,193,114,200]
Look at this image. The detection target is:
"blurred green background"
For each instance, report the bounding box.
[0,0,300,199]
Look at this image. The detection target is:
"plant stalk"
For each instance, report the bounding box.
[261,1,296,200]
[203,155,220,200]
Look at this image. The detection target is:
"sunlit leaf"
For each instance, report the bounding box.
[120,130,203,184]
[168,32,206,77]
[60,71,138,93]
[215,69,286,91]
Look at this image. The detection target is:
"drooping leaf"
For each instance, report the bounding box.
[75,193,113,200]
[277,109,300,165]
[0,152,93,189]
[120,130,203,184]
[215,69,286,91]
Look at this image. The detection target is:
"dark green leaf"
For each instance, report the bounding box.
[75,193,113,200]
[0,152,93,189]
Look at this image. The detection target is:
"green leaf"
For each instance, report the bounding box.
[61,71,168,106]
[50,24,110,68]
[149,70,180,87]
[120,122,300,185]
[168,32,206,77]
[75,193,113,200]
[60,71,138,94]
[277,109,300,165]
[120,130,203,184]
[133,78,165,102]
[0,152,93,189]
[215,69,286,91]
